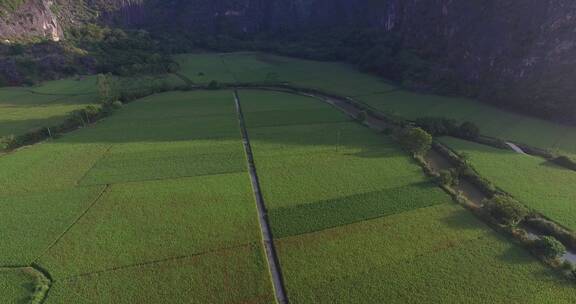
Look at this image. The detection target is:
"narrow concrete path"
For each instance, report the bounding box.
[505,142,528,155]
[233,90,288,304]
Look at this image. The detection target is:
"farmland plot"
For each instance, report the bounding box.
[277,204,576,303]
[0,142,111,196]
[0,76,99,137]
[239,90,576,303]
[74,91,246,185]
[441,137,576,230]
[240,90,446,236]
[221,53,396,96]
[176,52,576,156]
[173,53,236,84]
[0,187,105,265]
[47,244,274,304]
[360,91,576,156]
[0,90,274,303]
[2,51,575,302]
[39,173,262,278]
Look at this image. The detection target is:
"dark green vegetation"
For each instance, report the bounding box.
[186,27,575,123]
[175,52,576,157]
[534,237,568,259]
[397,127,432,155]
[0,77,98,138]
[241,90,446,238]
[2,52,576,303]
[238,90,576,303]
[0,24,177,88]
[484,195,530,227]
[441,137,576,230]
[0,90,274,303]
[67,25,178,76]
[276,205,576,303]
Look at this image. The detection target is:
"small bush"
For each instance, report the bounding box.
[436,169,459,187]
[484,195,529,226]
[459,122,480,139]
[533,236,567,259]
[356,111,367,123]
[1,135,17,150]
[525,217,576,251]
[207,80,220,90]
[111,100,123,109]
[398,127,432,155]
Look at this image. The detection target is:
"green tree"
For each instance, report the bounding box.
[534,236,567,259]
[436,169,459,187]
[484,195,529,226]
[207,80,221,90]
[398,127,432,155]
[459,122,480,139]
[97,73,118,104]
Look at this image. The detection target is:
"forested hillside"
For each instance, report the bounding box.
[1,0,575,123]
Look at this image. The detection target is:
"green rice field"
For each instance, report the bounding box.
[174,52,576,156]
[277,204,576,303]
[237,90,576,303]
[2,53,576,303]
[441,137,576,230]
[0,90,275,303]
[0,76,98,137]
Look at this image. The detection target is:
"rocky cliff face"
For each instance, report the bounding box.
[1,0,575,121]
[0,0,62,41]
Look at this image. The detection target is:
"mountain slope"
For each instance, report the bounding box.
[1,0,575,123]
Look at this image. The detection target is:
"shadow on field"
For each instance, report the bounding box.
[441,137,513,155]
[498,246,539,266]
[45,120,400,163]
[439,209,486,231]
[269,182,444,239]
[5,89,406,165]
[539,159,574,172]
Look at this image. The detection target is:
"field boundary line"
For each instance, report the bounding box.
[234,90,289,304]
[59,242,254,282]
[76,145,115,186]
[26,90,97,97]
[173,72,194,86]
[77,168,247,187]
[32,184,111,263]
[274,202,451,240]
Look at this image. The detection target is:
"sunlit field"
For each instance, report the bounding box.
[441,137,576,230]
[239,90,576,303]
[0,77,98,137]
[175,52,576,156]
[1,52,575,303]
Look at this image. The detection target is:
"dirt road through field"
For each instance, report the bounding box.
[233,90,288,304]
